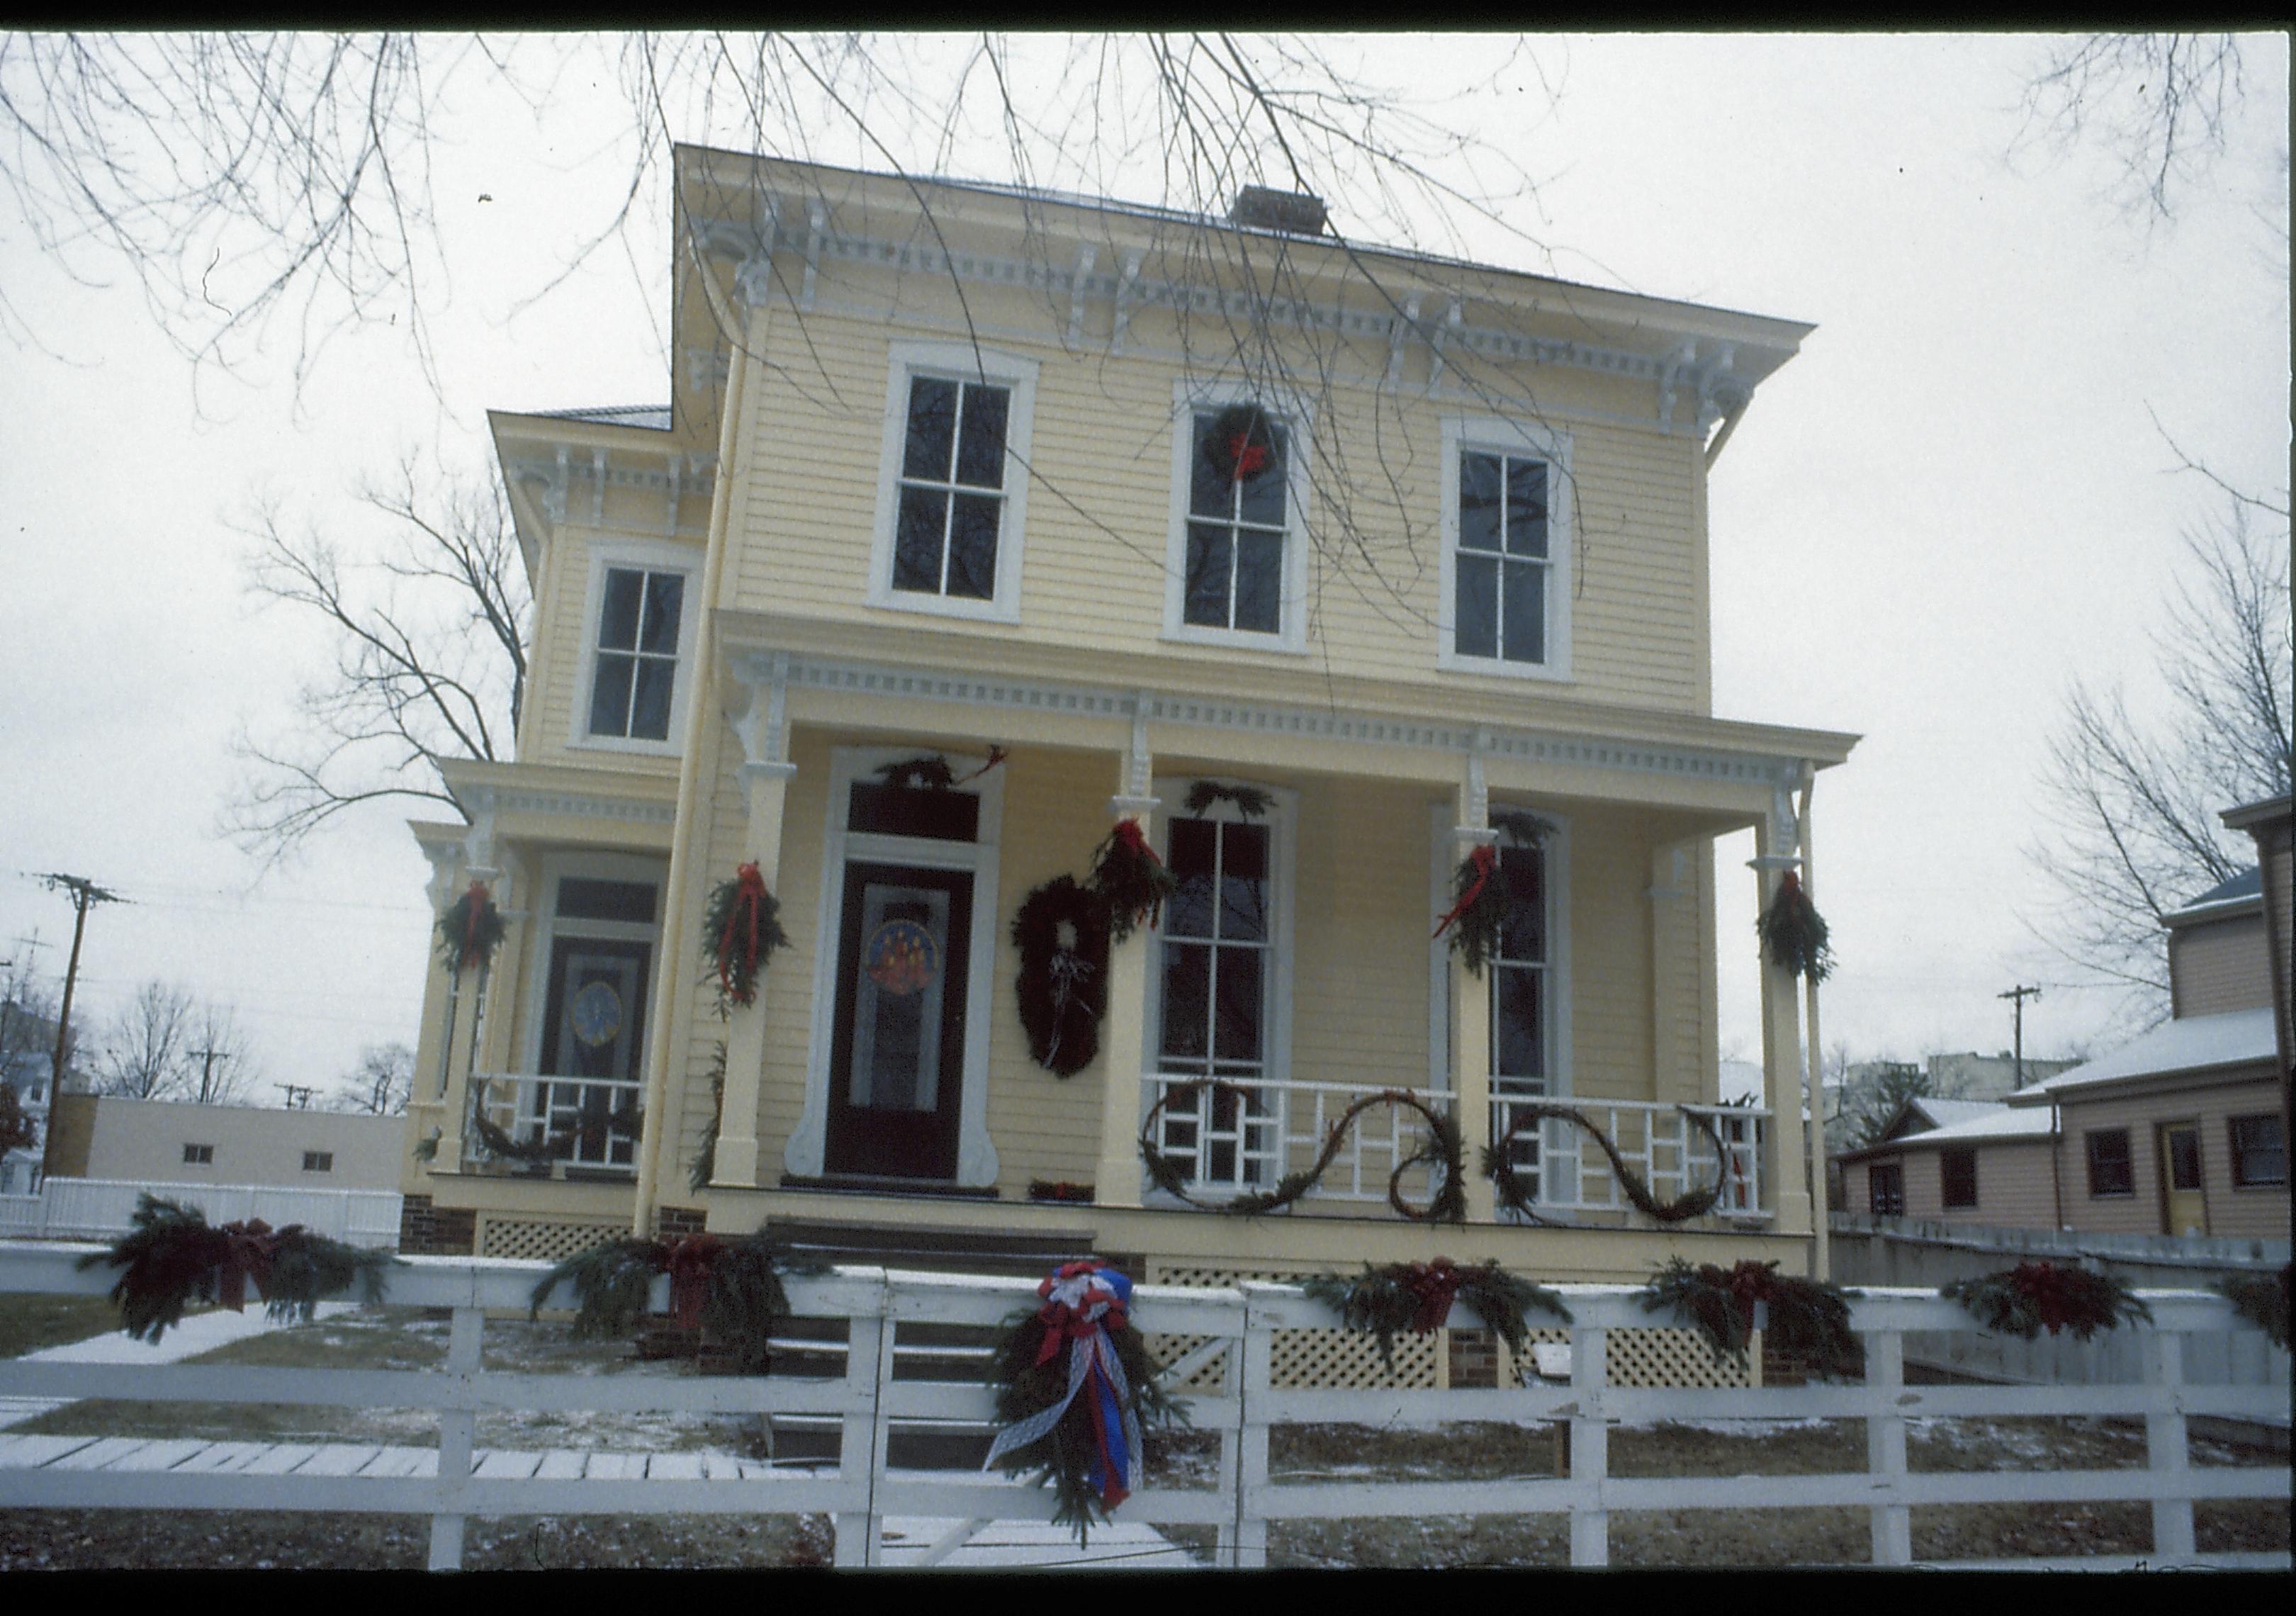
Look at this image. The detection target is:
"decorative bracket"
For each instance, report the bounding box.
[800,201,826,310]
[1110,251,1144,354]
[591,448,607,526]
[1427,299,1463,393]
[1067,245,1097,347]
[1385,293,1422,389]
[1121,692,1154,801]
[726,651,793,776]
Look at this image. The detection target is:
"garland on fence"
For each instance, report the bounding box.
[1941,1262,2154,1342]
[436,881,505,980]
[690,1043,727,1192]
[1138,1082,1465,1222]
[1304,1257,1572,1378]
[1181,780,1272,819]
[1642,1258,1864,1381]
[530,1231,821,1374]
[1088,818,1177,945]
[983,1262,1186,1544]
[2219,1265,2290,1350]
[1028,1180,1096,1203]
[702,862,789,1013]
[77,1194,394,1344]
[1757,870,1835,983]
[1011,876,1110,1077]
[1484,1104,1733,1225]
[1200,403,1283,485]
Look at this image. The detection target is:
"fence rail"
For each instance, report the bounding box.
[0,1242,2287,1571]
[0,1179,402,1247]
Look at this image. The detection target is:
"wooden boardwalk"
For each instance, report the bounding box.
[0,1431,781,1483]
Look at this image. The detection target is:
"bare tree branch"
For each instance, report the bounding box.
[2018,33,2247,223]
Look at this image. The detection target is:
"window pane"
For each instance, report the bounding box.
[945,494,1000,598]
[589,653,634,736]
[954,383,1009,489]
[2167,1128,2202,1190]
[1456,554,1497,658]
[1237,425,1288,527]
[1506,459,1548,558]
[1184,522,1233,627]
[1459,453,1503,553]
[1165,819,1217,937]
[1497,847,1545,963]
[903,376,958,481]
[599,568,644,651]
[556,879,658,923]
[845,782,981,841]
[638,572,684,654]
[1234,529,1283,634]
[2087,1130,2133,1196]
[1494,963,1543,1079]
[629,657,675,741]
[894,487,948,592]
[2231,1116,2285,1185]
[1214,948,1264,1062]
[1219,823,1268,941]
[1502,561,1546,665]
[1159,943,1210,1062]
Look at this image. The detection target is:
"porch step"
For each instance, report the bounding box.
[770,1217,1131,1280]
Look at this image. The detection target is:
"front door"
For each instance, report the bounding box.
[2157,1121,2208,1235]
[823,862,971,1180]
[536,936,651,1169]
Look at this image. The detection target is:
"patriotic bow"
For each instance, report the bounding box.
[984,1262,1144,1511]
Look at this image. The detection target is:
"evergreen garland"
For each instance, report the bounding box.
[877,754,956,791]
[702,863,789,1013]
[77,1194,394,1343]
[1305,1257,1572,1377]
[1088,818,1178,945]
[1181,780,1273,819]
[1756,870,1835,982]
[690,1043,727,1193]
[1011,876,1111,1077]
[1434,843,1504,977]
[2219,1265,2290,1350]
[465,1079,569,1166]
[529,1231,820,1374]
[1028,1180,1096,1203]
[436,881,506,979]
[1139,1083,1465,1222]
[1485,1104,1732,1225]
[1200,402,1283,485]
[1942,1262,2154,1342]
[1642,1257,1864,1381]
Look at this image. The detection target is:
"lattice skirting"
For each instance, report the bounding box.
[476,1216,628,1265]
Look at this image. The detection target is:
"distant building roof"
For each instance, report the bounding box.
[1840,1101,2054,1162]
[532,404,674,432]
[2166,866,2262,922]
[1909,1098,2008,1132]
[2006,1007,2278,1103]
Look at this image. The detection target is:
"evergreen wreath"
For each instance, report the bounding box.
[1139,1083,1466,1222]
[1305,1257,1572,1378]
[436,880,506,979]
[1088,818,1178,945]
[1942,1262,2154,1342]
[983,1263,1186,1544]
[1485,1104,1733,1225]
[530,1231,821,1375]
[702,863,789,1013]
[1200,402,1283,485]
[1181,780,1273,819]
[1011,876,1110,1077]
[78,1194,394,1344]
[1757,870,1835,982]
[2219,1265,2290,1350]
[1643,1257,1864,1381]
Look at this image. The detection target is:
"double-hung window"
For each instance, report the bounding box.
[1166,392,1307,650]
[1869,1161,1906,1216]
[586,566,685,743]
[2229,1114,2286,1187]
[870,342,1036,620]
[1441,417,1571,679]
[2086,1128,2134,1196]
[1940,1145,1978,1208]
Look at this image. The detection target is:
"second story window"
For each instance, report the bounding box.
[587,567,685,742]
[870,342,1037,622]
[1441,417,1572,680]
[1183,406,1290,635]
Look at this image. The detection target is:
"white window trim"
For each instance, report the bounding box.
[866,340,1040,625]
[567,539,704,757]
[517,851,670,1079]
[1426,804,1572,1101]
[784,744,1006,1187]
[1140,775,1299,1197]
[1437,415,1574,683]
[1162,380,1314,655]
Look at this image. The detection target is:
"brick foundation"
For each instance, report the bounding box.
[398,1194,478,1256]
[655,1205,708,1240]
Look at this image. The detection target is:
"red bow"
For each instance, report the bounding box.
[215,1218,282,1313]
[1225,432,1271,481]
[1110,818,1161,865]
[1403,1257,1463,1335]
[1433,844,1498,939]
[2011,1262,2078,1333]
[665,1235,725,1331]
[1033,1261,1129,1367]
[955,745,1009,785]
[719,863,772,1001]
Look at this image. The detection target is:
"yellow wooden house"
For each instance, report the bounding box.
[400,147,1857,1312]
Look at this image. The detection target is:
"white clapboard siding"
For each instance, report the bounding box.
[1,1241,2287,1571]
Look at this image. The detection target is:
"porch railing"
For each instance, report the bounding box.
[1490,1095,1767,1221]
[468,1074,642,1174]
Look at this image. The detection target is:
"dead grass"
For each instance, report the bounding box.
[0,1295,166,1359]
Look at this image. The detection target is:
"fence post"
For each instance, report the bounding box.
[2145,1328,2195,1561]
[1864,1323,1911,1566]
[833,1272,889,1569]
[1230,1284,1277,1569]
[1568,1324,1609,1568]
[427,1303,485,1571]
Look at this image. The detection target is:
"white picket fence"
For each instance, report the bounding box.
[0,1179,402,1247]
[0,1240,2287,1571]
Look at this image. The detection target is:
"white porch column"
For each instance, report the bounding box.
[1794,766,1830,1279]
[1092,700,1158,1208]
[1752,785,1813,1236]
[713,654,795,1191]
[432,802,504,1176]
[1449,750,1497,1224]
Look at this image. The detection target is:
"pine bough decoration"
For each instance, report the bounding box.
[984,1263,1185,1544]
[1643,1257,1864,1381]
[1139,1083,1466,1223]
[77,1194,395,1343]
[437,881,506,979]
[1305,1257,1572,1377]
[690,1042,728,1192]
[1485,1104,1733,1225]
[703,863,789,1013]
[1181,780,1272,819]
[877,754,956,792]
[1433,843,1504,976]
[2219,1264,2290,1350]
[1088,819,1178,945]
[1942,1262,2154,1342]
[530,1232,819,1374]
[1011,876,1110,1077]
[1757,870,1835,982]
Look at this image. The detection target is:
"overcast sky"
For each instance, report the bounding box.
[1,33,2287,1107]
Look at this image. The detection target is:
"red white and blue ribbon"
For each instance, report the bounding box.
[984,1262,1143,1510]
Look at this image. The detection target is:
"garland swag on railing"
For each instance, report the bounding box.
[1139,1083,1465,1222]
[465,1079,641,1170]
[702,863,788,1014]
[436,880,505,980]
[1484,1103,1734,1225]
[530,1232,820,1374]
[78,1194,395,1343]
[1942,1262,2154,1342]
[1088,818,1177,946]
[1643,1258,1864,1381]
[1305,1257,1572,1377]
[2219,1265,2290,1350]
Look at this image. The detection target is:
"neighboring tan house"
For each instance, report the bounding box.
[1843,829,2291,1239]
[43,1098,409,1193]
[398,148,1857,1292]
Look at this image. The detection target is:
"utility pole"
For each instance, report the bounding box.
[190,1046,227,1104]
[1998,984,2042,1089]
[2000,982,2058,1229]
[36,875,123,1185]
[278,1084,314,1111]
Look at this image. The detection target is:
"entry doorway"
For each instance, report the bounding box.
[822,862,973,1181]
[2156,1121,2208,1235]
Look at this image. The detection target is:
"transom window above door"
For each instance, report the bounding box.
[869,342,1038,622]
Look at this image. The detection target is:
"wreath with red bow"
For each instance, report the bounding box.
[1305,1257,1572,1378]
[1643,1257,1864,1381]
[1012,876,1111,1077]
[702,863,789,1013]
[436,880,506,979]
[1200,403,1283,486]
[1942,1262,2153,1342]
[78,1194,395,1343]
[1088,818,1178,945]
[1434,814,1548,977]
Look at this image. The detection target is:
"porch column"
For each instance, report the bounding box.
[1450,752,1498,1223]
[713,656,795,1190]
[1752,786,1813,1236]
[1794,767,1830,1279]
[432,801,504,1176]
[415,843,466,1174]
[1092,700,1158,1208]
